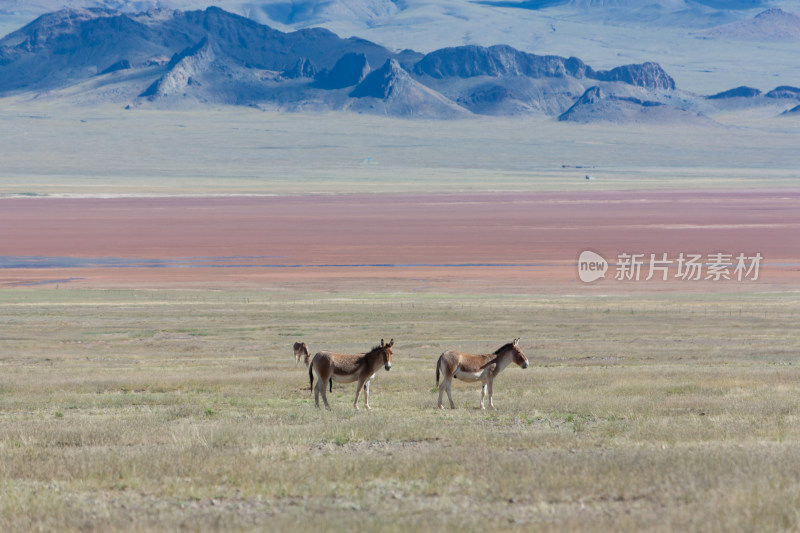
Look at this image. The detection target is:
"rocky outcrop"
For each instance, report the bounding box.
[140,37,214,98]
[315,53,370,89]
[281,58,318,79]
[349,58,468,118]
[558,85,703,124]
[593,62,675,90]
[563,85,605,111]
[350,58,406,98]
[413,45,589,79]
[413,46,674,90]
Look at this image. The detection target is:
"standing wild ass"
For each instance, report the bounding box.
[309,339,394,410]
[436,338,528,409]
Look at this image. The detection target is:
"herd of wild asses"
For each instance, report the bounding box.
[293,338,529,410]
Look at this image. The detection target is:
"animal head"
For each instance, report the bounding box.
[380,338,394,370]
[510,337,528,369]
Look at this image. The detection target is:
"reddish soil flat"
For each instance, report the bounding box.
[1,190,798,292]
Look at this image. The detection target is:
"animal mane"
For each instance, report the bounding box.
[367,344,387,355]
[493,342,514,355]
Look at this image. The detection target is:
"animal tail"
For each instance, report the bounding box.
[304,351,311,367]
[309,363,314,392]
[329,378,333,393]
[436,355,441,386]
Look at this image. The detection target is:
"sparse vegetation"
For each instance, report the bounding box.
[1,107,799,197]
[1,289,798,531]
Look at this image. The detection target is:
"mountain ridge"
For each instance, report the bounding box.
[1,6,798,122]
[3,1,800,95]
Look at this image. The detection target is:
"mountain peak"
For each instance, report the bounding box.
[348,58,469,118]
[0,7,116,50]
[350,58,406,98]
[140,37,215,99]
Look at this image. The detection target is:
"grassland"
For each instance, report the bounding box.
[1,100,798,532]
[1,104,799,197]
[1,288,799,531]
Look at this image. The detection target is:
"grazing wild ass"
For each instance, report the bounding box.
[436,338,528,409]
[293,342,310,367]
[309,339,394,410]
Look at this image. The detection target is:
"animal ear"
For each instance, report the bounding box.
[381,339,385,347]
[513,337,520,345]
[389,339,394,346]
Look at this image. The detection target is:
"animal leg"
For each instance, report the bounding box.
[313,379,320,408]
[446,379,455,409]
[488,378,495,410]
[438,372,453,409]
[363,381,371,410]
[319,376,331,410]
[480,382,487,410]
[353,377,366,410]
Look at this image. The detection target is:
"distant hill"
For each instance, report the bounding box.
[698,8,800,41]
[558,85,709,124]
[707,86,762,99]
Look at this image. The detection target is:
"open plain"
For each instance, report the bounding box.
[1,106,799,531]
[1,290,799,532]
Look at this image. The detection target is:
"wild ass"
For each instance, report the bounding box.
[293,342,310,367]
[436,338,528,409]
[309,339,394,410]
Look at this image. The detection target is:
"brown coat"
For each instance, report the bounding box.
[310,339,394,410]
[436,338,528,409]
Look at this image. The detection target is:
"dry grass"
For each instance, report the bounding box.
[1,289,799,532]
[1,106,798,197]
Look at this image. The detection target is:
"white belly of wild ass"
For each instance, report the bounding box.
[454,369,486,382]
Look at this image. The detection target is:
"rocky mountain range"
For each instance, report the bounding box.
[1,6,799,122]
[4,1,800,94]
